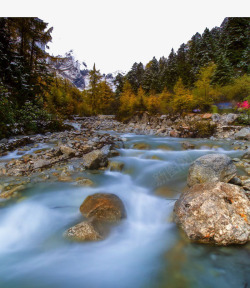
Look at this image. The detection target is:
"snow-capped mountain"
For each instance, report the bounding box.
[49,51,125,91]
[49,50,88,90]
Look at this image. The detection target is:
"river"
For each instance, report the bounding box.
[0,133,249,288]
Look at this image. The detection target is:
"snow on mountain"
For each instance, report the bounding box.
[49,50,88,90]
[49,51,125,92]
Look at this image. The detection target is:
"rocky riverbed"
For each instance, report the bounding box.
[0,117,249,288]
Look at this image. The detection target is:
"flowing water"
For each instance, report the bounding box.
[0,134,249,288]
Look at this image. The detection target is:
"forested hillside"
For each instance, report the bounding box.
[115,17,250,119]
[0,17,249,138]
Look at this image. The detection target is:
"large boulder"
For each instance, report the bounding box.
[187,154,236,187]
[234,128,250,141]
[80,193,126,222]
[65,220,102,241]
[174,182,250,245]
[223,113,238,125]
[82,150,108,170]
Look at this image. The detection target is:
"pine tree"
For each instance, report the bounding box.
[176,43,192,87]
[212,54,234,85]
[198,28,215,66]
[127,62,144,93]
[220,17,249,73]
[164,49,178,92]
[114,72,125,97]
[187,33,201,85]
[142,57,160,93]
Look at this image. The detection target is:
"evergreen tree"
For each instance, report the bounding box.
[198,28,215,66]
[176,43,192,87]
[187,33,202,85]
[114,72,125,97]
[164,49,178,92]
[220,17,249,73]
[127,62,144,93]
[142,57,160,93]
[212,54,234,85]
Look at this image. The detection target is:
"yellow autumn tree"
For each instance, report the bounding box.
[172,78,193,113]
[192,63,219,111]
[218,74,250,102]
[119,81,138,120]
[159,87,173,114]
[146,93,161,114]
[97,80,115,114]
[136,86,147,111]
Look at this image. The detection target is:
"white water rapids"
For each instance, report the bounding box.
[0,134,249,288]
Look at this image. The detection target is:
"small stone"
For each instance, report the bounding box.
[108,161,124,172]
[76,178,94,187]
[65,220,102,241]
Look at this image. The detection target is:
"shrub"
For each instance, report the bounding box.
[189,121,217,138]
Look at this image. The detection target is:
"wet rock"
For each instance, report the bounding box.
[33,159,51,170]
[157,145,172,151]
[187,154,237,187]
[65,220,102,241]
[59,145,76,157]
[76,178,94,186]
[234,128,250,141]
[0,184,26,199]
[132,143,150,150]
[229,176,242,186]
[82,150,108,170]
[201,113,212,119]
[245,167,250,175]
[108,161,124,172]
[109,150,120,157]
[182,142,195,150]
[100,144,112,156]
[80,193,126,222]
[174,182,250,245]
[211,113,220,122]
[222,113,238,125]
[58,171,72,182]
[242,150,250,160]
[170,130,179,138]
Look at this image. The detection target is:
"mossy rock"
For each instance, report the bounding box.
[133,143,150,150]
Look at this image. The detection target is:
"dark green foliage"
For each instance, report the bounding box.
[127,62,144,93]
[16,101,51,133]
[142,57,160,93]
[220,17,250,73]
[0,17,54,138]
[212,54,234,85]
[120,17,249,99]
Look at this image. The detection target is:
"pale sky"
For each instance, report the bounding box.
[1,0,249,74]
